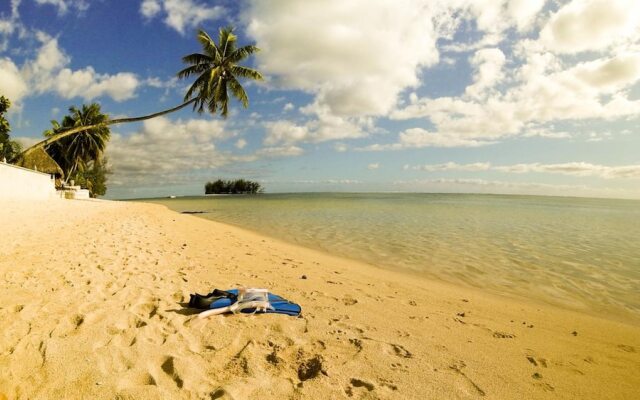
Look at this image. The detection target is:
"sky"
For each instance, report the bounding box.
[1,0,639,199]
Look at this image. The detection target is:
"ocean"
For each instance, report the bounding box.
[141,193,640,323]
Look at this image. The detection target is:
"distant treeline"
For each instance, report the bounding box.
[205,179,263,194]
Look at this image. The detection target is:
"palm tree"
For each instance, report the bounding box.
[179,27,262,117]
[45,103,110,182]
[0,95,22,162]
[19,26,262,158]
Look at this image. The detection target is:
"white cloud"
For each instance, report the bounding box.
[241,0,640,152]
[407,162,492,172]
[334,143,348,152]
[0,0,21,52]
[108,116,235,185]
[255,145,304,158]
[494,162,640,179]
[13,35,141,102]
[403,161,640,179]
[235,138,247,149]
[399,128,489,148]
[359,128,492,151]
[140,0,225,35]
[436,0,548,52]
[391,178,640,199]
[572,53,640,91]
[263,110,369,146]
[263,120,310,145]
[465,48,506,99]
[283,102,294,112]
[140,0,161,18]
[54,69,139,101]
[34,0,89,15]
[540,0,640,54]
[507,0,546,32]
[108,117,305,187]
[13,135,38,148]
[367,163,380,170]
[248,0,640,151]
[0,58,28,104]
[522,127,572,139]
[245,0,440,117]
[391,49,640,148]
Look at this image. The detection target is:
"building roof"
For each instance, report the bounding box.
[16,147,64,178]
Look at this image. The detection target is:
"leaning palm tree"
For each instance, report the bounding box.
[44,103,110,182]
[19,26,262,158]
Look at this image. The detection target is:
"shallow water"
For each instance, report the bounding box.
[142,193,640,322]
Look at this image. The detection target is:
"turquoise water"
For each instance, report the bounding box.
[142,193,640,322]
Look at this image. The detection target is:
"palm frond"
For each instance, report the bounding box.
[207,67,222,95]
[230,65,264,81]
[197,30,221,61]
[181,52,213,66]
[177,64,209,79]
[228,76,249,108]
[218,26,237,58]
[211,76,228,116]
[227,45,260,63]
[184,72,210,102]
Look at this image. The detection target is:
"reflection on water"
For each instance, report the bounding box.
[143,193,640,322]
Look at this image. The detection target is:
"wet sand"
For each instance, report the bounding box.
[0,199,638,399]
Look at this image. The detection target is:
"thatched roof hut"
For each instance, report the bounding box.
[15,147,64,179]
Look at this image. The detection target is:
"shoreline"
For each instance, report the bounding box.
[146,195,640,327]
[1,198,638,399]
[186,209,640,327]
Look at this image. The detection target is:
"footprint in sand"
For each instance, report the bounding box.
[345,378,375,396]
[50,313,84,338]
[381,343,412,359]
[342,296,358,306]
[210,388,234,400]
[117,369,157,389]
[379,378,399,391]
[297,354,326,381]
[534,382,555,392]
[526,355,548,368]
[492,331,516,339]
[390,362,408,372]
[349,338,363,353]
[617,344,636,353]
[130,300,159,320]
[449,360,486,397]
[160,356,184,389]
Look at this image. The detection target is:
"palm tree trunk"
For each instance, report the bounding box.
[19,98,197,159]
[107,98,197,124]
[65,163,77,185]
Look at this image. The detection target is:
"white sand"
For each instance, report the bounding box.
[0,199,638,399]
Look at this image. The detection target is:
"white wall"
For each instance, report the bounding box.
[0,162,57,200]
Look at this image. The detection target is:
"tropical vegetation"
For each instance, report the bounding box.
[205,179,263,194]
[71,157,110,197]
[44,104,110,180]
[43,103,111,197]
[0,95,22,162]
[19,26,263,158]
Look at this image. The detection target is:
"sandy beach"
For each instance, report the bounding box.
[0,199,638,399]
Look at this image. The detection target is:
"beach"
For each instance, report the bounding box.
[0,198,639,399]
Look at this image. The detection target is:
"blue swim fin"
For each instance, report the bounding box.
[207,289,301,317]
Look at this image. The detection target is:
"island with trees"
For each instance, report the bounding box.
[205,179,263,194]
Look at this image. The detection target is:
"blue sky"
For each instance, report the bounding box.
[1,0,639,199]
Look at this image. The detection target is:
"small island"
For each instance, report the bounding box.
[205,179,263,194]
